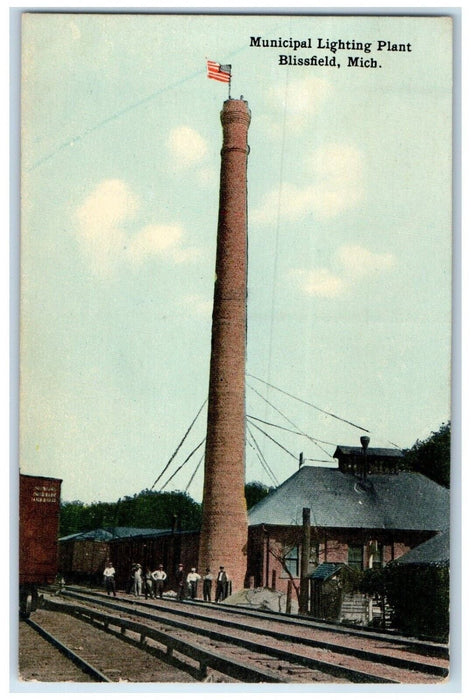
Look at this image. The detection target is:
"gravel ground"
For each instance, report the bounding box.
[18,593,449,686]
[18,611,199,684]
[100,592,448,684]
[18,620,92,683]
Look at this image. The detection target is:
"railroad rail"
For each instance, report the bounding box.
[64,584,448,656]
[42,587,449,684]
[41,597,291,683]
[23,617,111,682]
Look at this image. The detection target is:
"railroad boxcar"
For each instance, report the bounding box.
[59,530,113,584]
[19,473,62,616]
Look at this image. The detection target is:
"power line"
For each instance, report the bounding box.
[247,414,338,447]
[246,435,277,488]
[248,373,370,433]
[248,383,334,459]
[185,453,204,493]
[27,40,255,172]
[265,65,290,391]
[247,418,298,462]
[28,69,201,171]
[160,438,206,492]
[246,426,279,487]
[150,399,207,491]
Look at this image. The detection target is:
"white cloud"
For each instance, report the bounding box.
[290,268,345,298]
[68,20,81,41]
[180,294,213,316]
[252,143,365,225]
[74,179,198,276]
[74,179,138,276]
[264,76,332,132]
[307,144,364,180]
[167,126,208,168]
[76,179,139,234]
[171,247,202,264]
[127,224,182,261]
[308,144,365,218]
[337,245,395,278]
[290,245,396,298]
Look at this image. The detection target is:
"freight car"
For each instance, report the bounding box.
[19,473,62,617]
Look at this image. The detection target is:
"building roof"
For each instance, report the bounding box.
[59,526,172,542]
[309,562,344,581]
[392,529,449,566]
[248,466,448,531]
[59,528,116,542]
[109,526,173,540]
[333,446,404,459]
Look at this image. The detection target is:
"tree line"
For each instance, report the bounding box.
[59,481,274,538]
[399,420,450,488]
[60,422,450,538]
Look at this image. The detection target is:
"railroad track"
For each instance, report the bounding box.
[41,586,449,684]
[19,609,199,683]
[21,617,111,682]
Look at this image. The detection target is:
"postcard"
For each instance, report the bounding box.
[17,11,454,688]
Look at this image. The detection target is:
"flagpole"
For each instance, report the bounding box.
[206,60,232,97]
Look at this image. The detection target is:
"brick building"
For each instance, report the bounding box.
[59,444,449,614]
[246,446,449,596]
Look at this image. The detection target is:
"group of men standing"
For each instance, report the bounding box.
[104,560,229,602]
[127,563,167,598]
[175,564,228,602]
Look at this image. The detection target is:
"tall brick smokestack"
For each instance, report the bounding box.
[198,99,251,592]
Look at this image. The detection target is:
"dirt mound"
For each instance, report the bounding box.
[222,587,298,614]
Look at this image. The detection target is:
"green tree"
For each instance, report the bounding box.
[359,563,449,641]
[400,421,450,488]
[59,500,87,537]
[245,481,275,510]
[60,489,202,537]
[119,489,202,531]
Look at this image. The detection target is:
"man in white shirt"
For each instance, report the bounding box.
[103,561,116,597]
[151,564,167,598]
[186,567,201,599]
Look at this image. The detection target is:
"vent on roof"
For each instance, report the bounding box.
[334,445,403,476]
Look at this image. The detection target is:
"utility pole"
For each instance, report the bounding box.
[299,507,311,615]
[360,435,370,480]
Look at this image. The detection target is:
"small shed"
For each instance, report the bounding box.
[309,563,357,620]
[309,563,372,623]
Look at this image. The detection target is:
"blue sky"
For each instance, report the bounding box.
[20,12,452,504]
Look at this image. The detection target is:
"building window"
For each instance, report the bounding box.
[371,543,384,569]
[283,546,299,577]
[348,544,364,571]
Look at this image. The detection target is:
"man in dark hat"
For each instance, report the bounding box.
[175,563,185,601]
[215,566,228,602]
[203,567,213,602]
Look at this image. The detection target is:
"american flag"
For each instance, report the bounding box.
[206,60,231,83]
